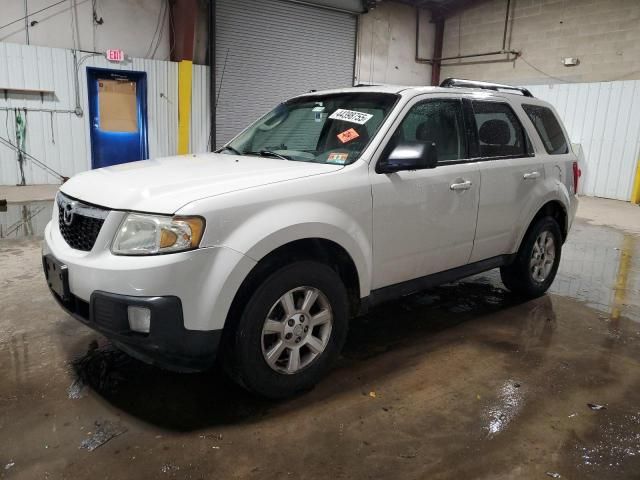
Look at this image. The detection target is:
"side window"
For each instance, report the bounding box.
[522,104,569,154]
[391,100,467,162]
[472,101,528,158]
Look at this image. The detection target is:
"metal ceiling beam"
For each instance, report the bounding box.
[170,0,197,62]
[431,17,444,85]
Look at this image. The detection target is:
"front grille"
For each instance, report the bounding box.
[57,193,109,251]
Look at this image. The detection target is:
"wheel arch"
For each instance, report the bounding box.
[516,199,569,254]
[219,237,363,356]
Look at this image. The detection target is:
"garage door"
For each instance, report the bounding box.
[215,0,357,146]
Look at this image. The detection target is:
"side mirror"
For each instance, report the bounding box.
[377,141,438,174]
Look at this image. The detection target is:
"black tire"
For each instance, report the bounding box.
[226,260,349,399]
[500,216,562,298]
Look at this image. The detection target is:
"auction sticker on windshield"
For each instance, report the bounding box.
[329,109,373,125]
[337,128,360,144]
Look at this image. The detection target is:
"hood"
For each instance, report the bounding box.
[60,153,343,213]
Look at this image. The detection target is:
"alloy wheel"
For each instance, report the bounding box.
[261,286,333,374]
[530,230,556,283]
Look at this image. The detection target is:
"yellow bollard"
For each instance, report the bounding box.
[631,156,640,204]
[178,60,193,155]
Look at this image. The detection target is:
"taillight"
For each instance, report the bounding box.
[572,161,581,193]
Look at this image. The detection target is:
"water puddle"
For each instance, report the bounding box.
[483,380,525,438]
[68,338,272,430]
[573,410,640,474]
[551,221,640,322]
[79,420,128,451]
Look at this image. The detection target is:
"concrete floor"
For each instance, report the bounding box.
[1,197,640,479]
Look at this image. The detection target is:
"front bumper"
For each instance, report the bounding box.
[42,203,257,371]
[49,285,222,371]
[42,210,256,332]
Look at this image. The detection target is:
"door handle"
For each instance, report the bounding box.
[523,171,541,180]
[450,180,472,191]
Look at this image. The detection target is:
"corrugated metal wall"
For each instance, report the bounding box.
[190,64,211,153]
[0,201,52,239]
[0,42,210,185]
[524,80,640,201]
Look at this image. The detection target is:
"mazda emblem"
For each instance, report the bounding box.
[63,202,76,226]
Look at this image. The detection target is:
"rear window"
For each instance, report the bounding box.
[471,101,528,158]
[522,104,568,155]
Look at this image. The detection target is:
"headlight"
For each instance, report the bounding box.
[112,213,205,255]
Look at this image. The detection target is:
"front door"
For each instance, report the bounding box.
[370,96,480,290]
[465,99,543,262]
[87,68,148,169]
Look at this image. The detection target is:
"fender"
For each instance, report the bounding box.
[170,199,373,331]
[176,163,374,329]
[511,177,570,254]
[217,200,373,298]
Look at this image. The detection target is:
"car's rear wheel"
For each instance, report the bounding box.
[500,216,562,298]
[227,260,349,398]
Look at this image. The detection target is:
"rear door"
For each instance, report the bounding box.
[466,98,543,262]
[521,102,576,193]
[370,95,480,289]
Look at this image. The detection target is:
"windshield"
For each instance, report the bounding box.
[222,92,399,165]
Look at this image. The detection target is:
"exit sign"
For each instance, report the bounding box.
[105,49,125,63]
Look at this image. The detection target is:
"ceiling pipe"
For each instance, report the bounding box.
[439,50,519,62]
[502,0,511,51]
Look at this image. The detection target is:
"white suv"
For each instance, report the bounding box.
[43,79,579,398]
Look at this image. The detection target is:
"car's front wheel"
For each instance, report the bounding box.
[500,216,562,298]
[227,260,349,398]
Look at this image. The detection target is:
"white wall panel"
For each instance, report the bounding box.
[0,201,52,239]
[1,0,171,60]
[0,42,209,185]
[524,80,640,201]
[0,42,78,185]
[190,64,211,153]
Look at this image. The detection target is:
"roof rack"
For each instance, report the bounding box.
[439,78,534,98]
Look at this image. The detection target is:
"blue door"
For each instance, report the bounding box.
[87,68,149,169]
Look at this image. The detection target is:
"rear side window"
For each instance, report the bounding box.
[471,101,527,158]
[522,104,568,154]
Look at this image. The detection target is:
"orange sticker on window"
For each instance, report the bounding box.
[337,128,360,144]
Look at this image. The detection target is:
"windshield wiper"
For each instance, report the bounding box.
[216,145,243,155]
[245,150,292,161]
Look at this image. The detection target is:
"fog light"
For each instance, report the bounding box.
[128,306,151,333]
